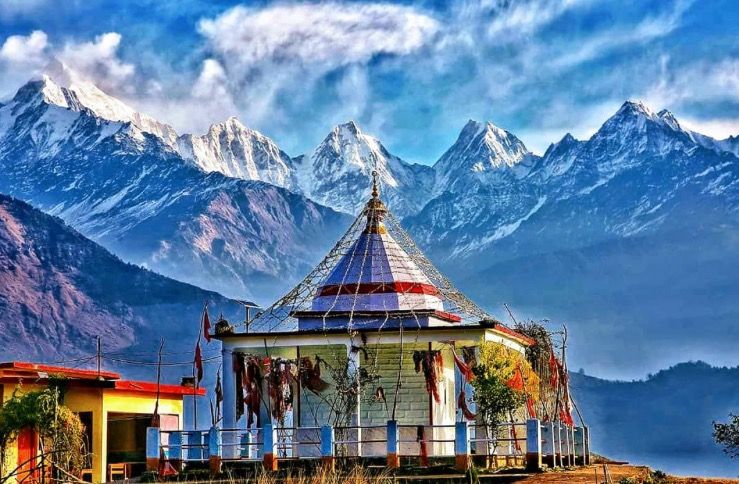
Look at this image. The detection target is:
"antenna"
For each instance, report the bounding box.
[96,337,102,380]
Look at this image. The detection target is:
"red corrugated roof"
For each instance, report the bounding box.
[0,362,204,396]
[0,361,120,380]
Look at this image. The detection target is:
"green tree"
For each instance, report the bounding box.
[470,365,524,429]
[713,413,739,458]
[0,387,86,481]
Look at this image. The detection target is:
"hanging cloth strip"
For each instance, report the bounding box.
[299,356,329,394]
[233,354,246,420]
[526,397,537,419]
[245,357,263,427]
[451,347,475,382]
[457,389,477,421]
[559,366,574,426]
[549,350,559,388]
[266,357,296,423]
[413,350,443,403]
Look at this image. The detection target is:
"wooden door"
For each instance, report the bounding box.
[17,427,39,481]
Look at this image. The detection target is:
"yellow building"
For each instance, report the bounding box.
[0,361,204,483]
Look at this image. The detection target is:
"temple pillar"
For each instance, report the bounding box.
[346,343,362,456]
[221,344,238,459]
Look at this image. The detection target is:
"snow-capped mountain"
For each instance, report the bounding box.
[177,117,296,188]
[408,100,738,261]
[432,119,534,195]
[295,121,434,216]
[14,61,181,148]
[0,75,350,301]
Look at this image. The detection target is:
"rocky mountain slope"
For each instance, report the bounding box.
[0,193,240,362]
[0,75,350,301]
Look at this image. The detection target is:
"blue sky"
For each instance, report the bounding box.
[0,0,737,162]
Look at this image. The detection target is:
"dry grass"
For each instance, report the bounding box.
[252,465,391,484]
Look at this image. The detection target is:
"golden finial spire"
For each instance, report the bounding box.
[371,170,379,198]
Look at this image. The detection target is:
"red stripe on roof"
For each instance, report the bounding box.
[317,282,440,297]
[114,380,206,396]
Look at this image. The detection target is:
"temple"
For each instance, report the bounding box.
[213,172,535,462]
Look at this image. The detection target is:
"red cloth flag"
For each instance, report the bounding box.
[506,367,524,392]
[549,350,559,388]
[452,348,475,382]
[526,397,537,418]
[194,341,203,383]
[203,307,212,343]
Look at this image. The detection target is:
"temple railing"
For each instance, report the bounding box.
[146,419,590,473]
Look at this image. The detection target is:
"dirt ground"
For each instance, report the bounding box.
[516,464,739,484]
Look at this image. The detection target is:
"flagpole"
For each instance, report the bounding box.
[193,305,205,429]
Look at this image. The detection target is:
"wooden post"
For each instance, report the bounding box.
[208,426,222,475]
[262,423,278,471]
[574,427,585,466]
[455,421,471,471]
[146,427,161,472]
[584,426,591,465]
[525,419,542,471]
[556,422,563,467]
[240,432,253,459]
[387,420,400,468]
[169,431,183,471]
[321,425,335,470]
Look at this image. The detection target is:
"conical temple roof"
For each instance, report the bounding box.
[310,185,444,314]
[249,172,493,333]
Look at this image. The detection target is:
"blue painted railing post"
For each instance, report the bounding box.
[263,423,277,471]
[169,431,183,471]
[186,431,199,461]
[146,427,161,472]
[208,426,222,474]
[454,421,471,471]
[320,425,335,469]
[386,420,399,468]
[525,419,542,471]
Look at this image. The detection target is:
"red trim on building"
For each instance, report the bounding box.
[0,361,119,380]
[492,324,536,346]
[317,281,441,297]
[114,380,206,396]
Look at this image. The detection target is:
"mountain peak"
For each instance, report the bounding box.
[10,69,179,148]
[657,109,681,130]
[333,120,363,138]
[617,100,655,118]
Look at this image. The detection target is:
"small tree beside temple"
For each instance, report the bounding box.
[470,340,539,452]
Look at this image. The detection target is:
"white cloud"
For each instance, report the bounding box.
[192,58,229,98]
[58,32,135,93]
[681,117,739,140]
[644,56,739,107]
[0,30,48,67]
[198,3,440,73]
